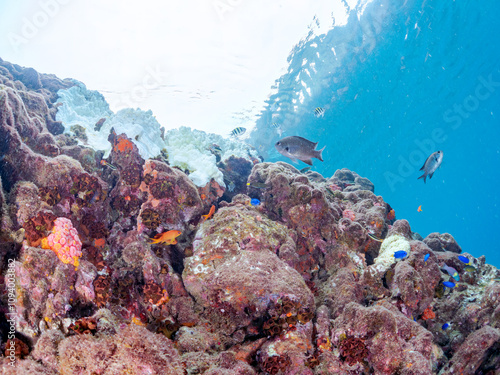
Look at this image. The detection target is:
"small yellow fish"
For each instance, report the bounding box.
[149,230,181,245]
[417,205,422,212]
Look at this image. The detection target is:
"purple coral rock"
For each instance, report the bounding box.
[423,232,462,253]
[322,268,365,318]
[137,159,203,233]
[32,329,65,372]
[175,325,220,353]
[183,203,315,335]
[386,219,413,240]
[58,324,184,374]
[333,302,435,374]
[257,321,315,375]
[445,326,500,374]
[331,168,374,192]
[204,352,257,375]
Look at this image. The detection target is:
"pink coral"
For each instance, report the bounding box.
[342,209,356,221]
[41,217,82,267]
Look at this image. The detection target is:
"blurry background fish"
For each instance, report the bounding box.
[230,127,246,137]
[314,107,325,118]
[270,122,283,137]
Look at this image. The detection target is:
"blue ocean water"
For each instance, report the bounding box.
[250,0,500,267]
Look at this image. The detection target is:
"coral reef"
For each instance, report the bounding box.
[1,60,499,374]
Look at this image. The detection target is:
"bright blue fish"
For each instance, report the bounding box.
[394,250,408,259]
[441,264,460,281]
[458,255,470,264]
[424,253,430,262]
[443,281,456,288]
[250,198,261,206]
[442,322,451,330]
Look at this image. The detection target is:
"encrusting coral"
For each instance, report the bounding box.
[1,59,500,375]
[40,217,82,267]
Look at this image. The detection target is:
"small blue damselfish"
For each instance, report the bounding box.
[443,281,456,288]
[442,322,451,330]
[424,253,430,262]
[250,198,261,206]
[394,250,408,259]
[458,255,470,264]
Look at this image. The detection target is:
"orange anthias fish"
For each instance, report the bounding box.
[202,205,216,221]
[417,205,422,212]
[149,230,181,245]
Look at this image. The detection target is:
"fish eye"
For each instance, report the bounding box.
[285,147,289,151]
[276,142,280,145]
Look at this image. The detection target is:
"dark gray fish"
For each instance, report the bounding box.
[418,151,443,183]
[275,136,325,166]
[299,167,311,173]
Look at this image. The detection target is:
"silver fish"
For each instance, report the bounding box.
[418,151,443,183]
[275,136,325,166]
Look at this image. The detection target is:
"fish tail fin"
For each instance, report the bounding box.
[315,146,326,162]
[418,174,427,183]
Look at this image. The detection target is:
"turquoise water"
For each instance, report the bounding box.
[251,0,500,267]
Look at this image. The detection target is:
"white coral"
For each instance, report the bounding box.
[371,234,411,274]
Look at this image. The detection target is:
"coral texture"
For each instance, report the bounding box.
[1,60,499,375]
[40,217,82,267]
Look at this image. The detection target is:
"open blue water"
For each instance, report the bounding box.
[250,0,500,267]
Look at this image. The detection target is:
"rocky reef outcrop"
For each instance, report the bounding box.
[1,60,499,375]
